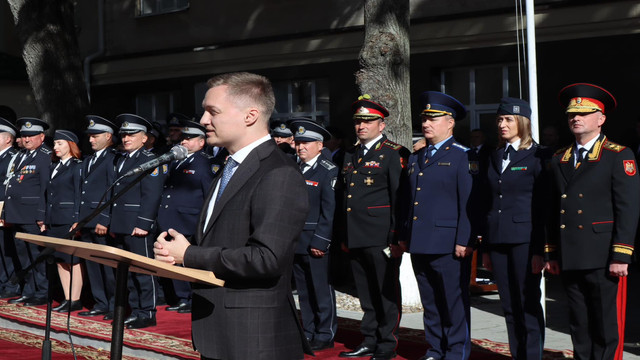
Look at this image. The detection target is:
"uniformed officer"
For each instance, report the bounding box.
[338,95,409,360]
[4,117,52,306]
[77,115,119,320]
[289,118,338,352]
[167,112,190,146]
[110,114,165,329]
[0,117,20,298]
[44,130,84,313]
[157,119,215,313]
[271,119,297,157]
[400,91,473,360]
[546,83,640,359]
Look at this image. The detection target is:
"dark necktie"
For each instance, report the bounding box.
[426,145,436,160]
[576,148,587,169]
[300,162,308,173]
[88,155,97,172]
[216,157,238,203]
[503,146,512,160]
[358,145,366,163]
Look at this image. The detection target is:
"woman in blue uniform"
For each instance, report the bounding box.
[44,130,84,312]
[483,98,547,359]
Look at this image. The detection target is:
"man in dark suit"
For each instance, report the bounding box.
[4,117,52,306]
[0,118,19,298]
[337,95,409,360]
[546,83,640,360]
[154,72,310,360]
[157,119,215,314]
[289,118,338,352]
[77,115,119,319]
[110,113,165,329]
[400,91,473,360]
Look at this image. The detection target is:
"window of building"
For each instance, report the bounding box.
[136,91,178,123]
[272,79,330,125]
[138,0,189,16]
[440,64,528,146]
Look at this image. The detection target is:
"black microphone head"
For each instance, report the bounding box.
[171,145,188,160]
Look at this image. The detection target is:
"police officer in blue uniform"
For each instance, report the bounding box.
[157,119,215,313]
[338,96,409,360]
[289,118,338,352]
[271,119,297,157]
[77,115,119,319]
[546,83,640,359]
[110,114,165,329]
[483,98,547,359]
[400,92,473,360]
[0,118,20,298]
[5,117,52,306]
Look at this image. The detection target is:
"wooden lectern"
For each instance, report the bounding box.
[16,232,224,360]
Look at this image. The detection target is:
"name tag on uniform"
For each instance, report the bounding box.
[305,180,319,187]
[438,162,451,166]
[510,166,528,171]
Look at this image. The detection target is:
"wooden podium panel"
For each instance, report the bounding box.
[16,232,224,287]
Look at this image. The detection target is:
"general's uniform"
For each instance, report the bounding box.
[0,117,19,296]
[110,114,165,325]
[4,117,52,303]
[548,83,640,360]
[78,115,118,317]
[340,129,408,355]
[289,119,338,348]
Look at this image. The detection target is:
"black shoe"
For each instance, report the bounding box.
[310,339,334,351]
[8,295,30,304]
[23,297,47,306]
[78,308,108,317]
[339,345,375,358]
[177,304,192,314]
[53,300,69,312]
[0,291,21,299]
[126,317,156,329]
[103,312,114,321]
[370,351,396,360]
[166,302,189,311]
[123,315,137,325]
[57,300,83,313]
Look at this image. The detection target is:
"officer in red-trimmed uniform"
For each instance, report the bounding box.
[546,83,640,360]
[337,95,409,360]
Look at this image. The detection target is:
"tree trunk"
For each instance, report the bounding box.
[7,0,88,131]
[356,0,411,149]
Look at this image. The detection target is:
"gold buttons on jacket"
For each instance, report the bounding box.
[577,210,583,214]
[347,195,352,198]
[419,172,423,176]
[416,187,421,191]
[560,224,566,229]
[560,209,565,214]
[353,170,357,174]
[414,202,419,206]
[561,194,567,198]
[350,183,354,187]
[578,225,584,229]
[578,193,584,198]
[413,216,418,220]
[347,208,352,212]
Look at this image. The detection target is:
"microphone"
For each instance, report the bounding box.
[123,145,188,177]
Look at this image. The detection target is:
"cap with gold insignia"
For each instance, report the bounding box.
[0,117,18,136]
[86,115,117,134]
[17,117,50,136]
[167,113,191,128]
[54,129,79,144]
[420,91,467,120]
[289,118,331,142]
[116,113,152,134]
[180,119,206,138]
[352,94,389,121]
[558,83,616,114]
[497,97,532,119]
[271,119,293,137]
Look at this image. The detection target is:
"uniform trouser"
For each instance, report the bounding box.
[293,253,337,342]
[172,278,192,304]
[81,229,116,312]
[13,224,48,298]
[489,243,545,360]
[114,233,157,319]
[562,268,619,360]
[0,227,20,294]
[412,253,470,360]
[349,246,401,353]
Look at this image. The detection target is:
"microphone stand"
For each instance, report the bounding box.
[11,167,156,360]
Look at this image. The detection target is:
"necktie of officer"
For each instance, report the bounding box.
[118,154,130,173]
[88,155,96,172]
[503,145,512,160]
[358,145,366,163]
[426,145,436,160]
[51,161,62,179]
[300,162,308,173]
[216,157,238,204]
[575,147,587,169]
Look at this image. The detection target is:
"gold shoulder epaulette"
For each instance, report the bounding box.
[382,139,401,151]
[603,140,626,153]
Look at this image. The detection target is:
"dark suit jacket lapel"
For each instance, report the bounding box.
[491,147,504,174]
[88,151,107,176]
[51,161,70,180]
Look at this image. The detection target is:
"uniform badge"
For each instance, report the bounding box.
[162,164,168,174]
[25,121,32,128]
[305,180,318,187]
[212,164,220,174]
[298,126,306,135]
[123,121,129,128]
[379,154,384,160]
[469,161,479,174]
[331,177,336,190]
[89,120,95,127]
[151,167,159,176]
[624,160,636,176]
[510,166,528,171]
[364,177,374,186]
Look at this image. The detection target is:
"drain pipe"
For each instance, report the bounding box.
[83,0,105,103]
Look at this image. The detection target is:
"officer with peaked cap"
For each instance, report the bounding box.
[167,113,191,146]
[110,113,165,329]
[0,117,20,298]
[288,118,338,352]
[337,95,409,359]
[546,83,640,359]
[271,119,296,156]
[76,115,119,319]
[5,117,52,306]
[157,119,215,314]
[400,91,473,360]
